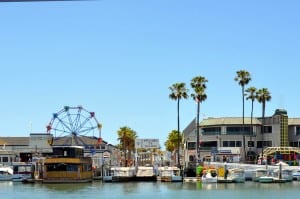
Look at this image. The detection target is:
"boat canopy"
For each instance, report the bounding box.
[262,147,300,157]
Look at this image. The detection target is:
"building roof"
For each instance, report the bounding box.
[288,118,300,125]
[0,137,29,146]
[200,117,262,126]
[53,136,106,146]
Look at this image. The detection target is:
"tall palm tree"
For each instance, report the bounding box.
[117,126,137,167]
[245,86,257,135]
[256,88,272,140]
[256,88,271,164]
[169,82,189,168]
[245,86,257,160]
[234,70,251,162]
[190,76,208,164]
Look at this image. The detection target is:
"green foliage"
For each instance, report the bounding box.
[164,130,182,152]
[169,82,189,101]
[117,126,137,151]
[190,76,208,103]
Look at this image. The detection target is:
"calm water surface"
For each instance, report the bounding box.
[1,181,300,199]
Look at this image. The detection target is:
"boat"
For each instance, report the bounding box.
[0,166,13,181]
[273,168,293,182]
[292,168,300,180]
[107,167,136,182]
[228,168,245,183]
[201,168,218,183]
[258,175,275,183]
[252,168,271,182]
[252,168,276,183]
[42,146,93,183]
[158,166,182,182]
[244,168,256,181]
[12,162,35,182]
[134,166,157,181]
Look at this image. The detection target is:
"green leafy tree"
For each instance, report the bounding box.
[117,126,137,166]
[164,130,182,152]
[169,82,188,167]
[234,70,251,161]
[190,76,208,163]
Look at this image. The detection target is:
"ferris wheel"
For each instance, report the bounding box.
[46,106,102,146]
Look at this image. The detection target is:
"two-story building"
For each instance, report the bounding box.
[183,109,300,169]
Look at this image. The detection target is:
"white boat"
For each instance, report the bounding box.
[135,166,157,181]
[228,168,245,183]
[252,168,270,182]
[201,168,218,183]
[292,168,300,180]
[259,175,274,183]
[0,167,13,181]
[273,168,293,182]
[158,166,182,182]
[103,167,136,182]
[12,163,35,182]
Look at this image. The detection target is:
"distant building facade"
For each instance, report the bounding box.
[0,133,119,168]
[183,109,300,167]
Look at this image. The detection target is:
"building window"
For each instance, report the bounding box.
[2,157,8,162]
[222,140,241,147]
[202,127,221,135]
[200,141,217,148]
[290,142,299,147]
[263,126,272,133]
[187,142,196,150]
[229,141,235,147]
[223,141,229,147]
[248,141,255,147]
[226,126,251,135]
[296,126,300,136]
[257,141,272,148]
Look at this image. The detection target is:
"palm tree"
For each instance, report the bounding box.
[256,88,271,164]
[234,70,251,162]
[165,130,182,152]
[256,88,272,140]
[190,76,208,164]
[117,126,137,167]
[169,82,189,168]
[245,86,257,160]
[245,86,257,135]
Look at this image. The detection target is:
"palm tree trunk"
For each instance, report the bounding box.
[196,101,200,164]
[250,99,254,139]
[177,98,180,168]
[242,86,246,162]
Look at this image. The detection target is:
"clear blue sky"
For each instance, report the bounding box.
[1,0,300,147]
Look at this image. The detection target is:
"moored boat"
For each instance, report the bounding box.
[202,168,218,183]
[252,168,270,182]
[158,166,182,182]
[273,168,293,182]
[0,166,13,181]
[12,162,35,182]
[134,166,157,182]
[42,146,93,183]
[292,168,300,180]
[109,167,136,182]
[228,168,245,183]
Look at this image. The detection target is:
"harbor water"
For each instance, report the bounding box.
[1,181,300,199]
